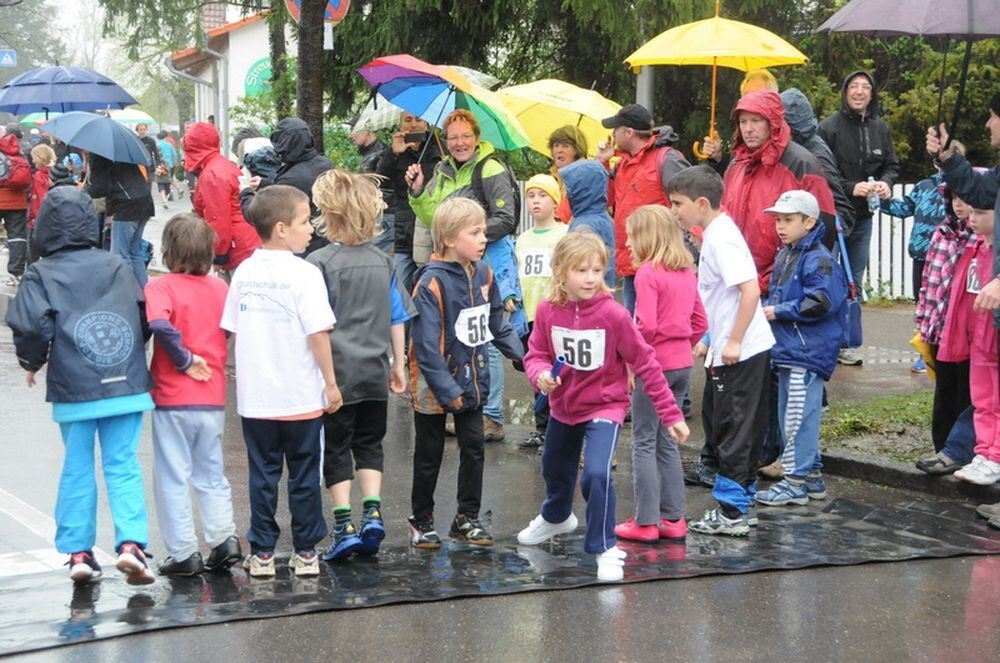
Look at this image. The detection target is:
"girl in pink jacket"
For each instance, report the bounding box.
[616,206,707,542]
[517,231,689,582]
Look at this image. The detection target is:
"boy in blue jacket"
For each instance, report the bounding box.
[560,159,616,287]
[408,197,524,549]
[6,187,156,585]
[757,190,847,507]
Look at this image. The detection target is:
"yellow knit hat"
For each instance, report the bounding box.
[525,174,562,204]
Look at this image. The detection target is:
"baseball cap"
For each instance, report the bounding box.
[601,104,654,131]
[764,190,820,218]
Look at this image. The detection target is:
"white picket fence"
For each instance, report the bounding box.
[515,180,922,300]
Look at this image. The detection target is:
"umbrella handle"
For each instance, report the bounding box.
[692,129,720,161]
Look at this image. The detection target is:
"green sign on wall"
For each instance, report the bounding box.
[244,57,273,97]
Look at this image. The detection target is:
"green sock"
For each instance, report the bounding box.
[333,506,352,528]
[363,497,381,513]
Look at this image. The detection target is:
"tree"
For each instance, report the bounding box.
[268,0,292,118]
[297,0,326,150]
[0,0,68,87]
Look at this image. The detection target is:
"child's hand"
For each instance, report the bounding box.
[693,342,708,359]
[25,371,36,388]
[447,396,464,411]
[667,421,690,445]
[974,278,1000,312]
[504,298,518,313]
[762,306,776,321]
[389,364,407,394]
[323,383,343,413]
[722,339,741,365]
[184,354,213,382]
[537,371,561,395]
[627,367,636,393]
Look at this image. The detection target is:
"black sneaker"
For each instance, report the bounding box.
[915,451,962,475]
[116,542,155,585]
[66,550,103,584]
[158,552,205,577]
[408,515,442,550]
[684,463,717,488]
[205,535,243,572]
[519,431,545,448]
[450,513,494,546]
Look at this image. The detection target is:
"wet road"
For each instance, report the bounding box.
[4,201,993,661]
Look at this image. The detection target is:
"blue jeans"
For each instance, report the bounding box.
[485,343,504,423]
[110,219,149,287]
[56,412,148,553]
[777,367,825,478]
[542,417,620,554]
[622,275,636,315]
[942,405,976,465]
[394,252,419,295]
[844,215,872,287]
[372,212,395,256]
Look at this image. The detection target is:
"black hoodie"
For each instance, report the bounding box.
[6,187,152,403]
[817,71,900,222]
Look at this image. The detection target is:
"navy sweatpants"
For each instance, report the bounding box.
[541,417,620,554]
[241,416,328,554]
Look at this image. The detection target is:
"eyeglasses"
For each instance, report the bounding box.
[446,133,476,143]
[847,83,873,92]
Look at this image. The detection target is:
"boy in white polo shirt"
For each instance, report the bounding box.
[668,166,775,536]
[221,185,342,577]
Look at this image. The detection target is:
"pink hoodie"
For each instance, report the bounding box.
[634,264,708,371]
[938,237,997,365]
[525,292,683,427]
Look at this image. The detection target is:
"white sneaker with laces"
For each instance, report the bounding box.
[596,546,627,582]
[957,457,1000,485]
[954,455,987,482]
[290,551,320,577]
[517,513,578,545]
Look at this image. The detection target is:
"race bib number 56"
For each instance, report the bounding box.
[455,304,494,347]
[551,326,605,371]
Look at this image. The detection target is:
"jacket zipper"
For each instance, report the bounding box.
[466,269,482,408]
[793,322,806,346]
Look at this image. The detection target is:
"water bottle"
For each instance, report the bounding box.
[867,176,880,215]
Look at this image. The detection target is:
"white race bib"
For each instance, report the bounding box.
[520,248,553,279]
[455,304,493,347]
[551,326,606,371]
[967,258,982,294]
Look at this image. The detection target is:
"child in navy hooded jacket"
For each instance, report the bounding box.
[560,159,616,286]
[758,190,847,507]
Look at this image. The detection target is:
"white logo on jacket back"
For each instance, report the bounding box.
[74,311,134,367]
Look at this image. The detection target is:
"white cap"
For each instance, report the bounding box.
[764,190,819,218]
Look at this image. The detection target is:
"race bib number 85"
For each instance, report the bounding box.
[520,248,553,278]
[551,326,605,371]
[455,304,494,347]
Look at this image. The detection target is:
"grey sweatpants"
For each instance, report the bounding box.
[631,368,690,524]
[152,409,236,561]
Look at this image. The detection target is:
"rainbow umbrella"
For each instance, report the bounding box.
[357,54,529,152]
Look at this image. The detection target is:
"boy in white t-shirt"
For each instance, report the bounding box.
[668,166,775,536]
[221,185,342,577]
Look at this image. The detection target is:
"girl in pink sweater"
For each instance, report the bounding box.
[616,205,707,542]
[518,231,689,582]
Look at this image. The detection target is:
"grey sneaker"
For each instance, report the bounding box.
[837,348,863,366]
[684,463,717,488]
[915,451,962,475]
[689,508,750,537]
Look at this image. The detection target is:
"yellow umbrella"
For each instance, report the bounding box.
[498,79,622,158]
[625,1,807,158]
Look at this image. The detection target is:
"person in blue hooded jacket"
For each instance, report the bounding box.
[756,190,847,508]
[5,187,157,586]
[560,159,616,286]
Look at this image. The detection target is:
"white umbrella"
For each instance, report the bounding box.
[108,108,156,126]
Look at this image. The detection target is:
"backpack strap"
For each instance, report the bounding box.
[470,156,491,209]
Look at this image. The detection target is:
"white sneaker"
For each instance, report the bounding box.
[242,552,276,578]
[596,546,627,582]
[289,551,320,577]
[517,513,578,545]
[957,457,1000,485]
[954,455,987,482]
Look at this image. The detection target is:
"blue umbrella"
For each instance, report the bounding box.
[0,66,137,116]
[42,112,151,165]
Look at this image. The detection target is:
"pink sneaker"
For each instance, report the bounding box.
[658,518,687,540]
[614,517,659,542]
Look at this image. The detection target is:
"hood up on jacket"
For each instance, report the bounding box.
[839,70,880,119]
[0,133,21,156]
[781,88,821,143]
[182,122,222,173]
[33,187,99,257]
[560,158,609,216]
[731,90,791,169]
[271,117,319,164]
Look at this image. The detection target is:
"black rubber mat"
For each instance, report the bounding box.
[2,498,998,655]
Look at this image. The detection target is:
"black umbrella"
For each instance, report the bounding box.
[816,0,1000,148]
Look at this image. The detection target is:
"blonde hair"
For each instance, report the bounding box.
[431,197,486,255]
[30,144,56,168]
[627,205,694,271]
[312,169,385,244]
[545,230,612,306]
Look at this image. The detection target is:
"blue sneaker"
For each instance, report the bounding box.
[322,522,363,561]
[756,480,809,506]
[358,506,385,557]
[804,474,827,500]
[911,357,927,374]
